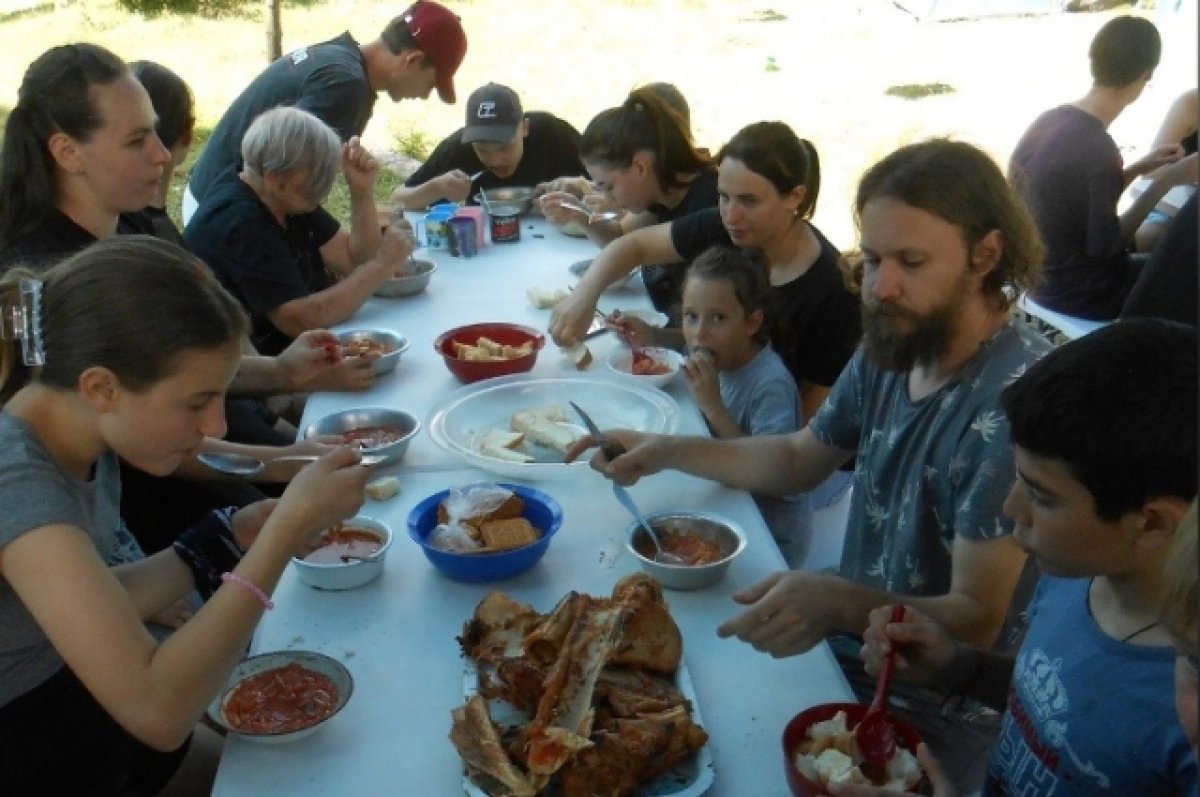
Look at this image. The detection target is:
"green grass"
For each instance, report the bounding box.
[0,0,1192,247]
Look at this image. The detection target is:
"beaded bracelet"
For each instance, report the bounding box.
[220,572,274,610]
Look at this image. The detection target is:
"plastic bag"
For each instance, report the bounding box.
[428,484,515,552]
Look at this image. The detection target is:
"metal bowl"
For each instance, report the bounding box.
[207,650,353,744]
[477,186,536,215]
[376,258,436,298]
[336,329,410,375]
[291,516,393,590]
[303,407,420,466]
[625,511,746,590]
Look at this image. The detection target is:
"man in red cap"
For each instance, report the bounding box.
[184,0,467,221]
[392,82,586,208]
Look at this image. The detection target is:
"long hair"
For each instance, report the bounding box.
[0,44,128,252]
[0,236,248,403]
[131,60,195,150]
[717,121,821,220]
[852,139,1042,310]
[580,85,711,193]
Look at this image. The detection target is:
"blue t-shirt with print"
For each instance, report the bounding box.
[985,575,1197,796]
[808,320,1050,596]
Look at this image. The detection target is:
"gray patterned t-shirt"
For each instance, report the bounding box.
[809,319,1050,597]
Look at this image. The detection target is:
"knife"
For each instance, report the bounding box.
[568,401,624,462]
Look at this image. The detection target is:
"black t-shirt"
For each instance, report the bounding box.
[184,170,341,356]
[1120,191,1198,326]
[640,168,719,316]
[671,209,861,388]
[0,209,166,275]
[405,111,586,205]
[188,33,374,203]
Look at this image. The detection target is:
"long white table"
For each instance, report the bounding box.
[213,216,853,796]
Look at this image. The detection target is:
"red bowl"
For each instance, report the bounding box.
[782,702,925,796]
[434,322,545,383]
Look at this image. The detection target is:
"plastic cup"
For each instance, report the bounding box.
[448,217,478,258]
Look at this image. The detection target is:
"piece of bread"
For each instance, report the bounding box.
[365,476,401,501]
[477,427,534,463]
[476,336,504,356]
[511,407,576,453]
[563,345,592,370]
[480,517,540,551]
[527,287,567,309]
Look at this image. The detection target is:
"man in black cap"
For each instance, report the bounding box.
[184,0,467,222]
[392,82,586,208]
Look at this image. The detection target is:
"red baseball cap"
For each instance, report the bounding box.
[403,1,467,104]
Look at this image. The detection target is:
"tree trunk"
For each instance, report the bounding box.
[265,0,281,62]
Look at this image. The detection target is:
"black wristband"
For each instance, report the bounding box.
[172,507,243,599]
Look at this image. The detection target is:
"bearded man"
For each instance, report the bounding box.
[566,140,1051,792]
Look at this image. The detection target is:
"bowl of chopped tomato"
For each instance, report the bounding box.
[208,650,353,744]
[625,511,746,590]
[606,346,685,389]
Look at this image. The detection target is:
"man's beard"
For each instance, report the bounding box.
[861,277,969,371]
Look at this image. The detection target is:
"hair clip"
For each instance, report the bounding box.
[1,278,46,366]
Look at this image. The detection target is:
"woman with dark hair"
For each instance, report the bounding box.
[0,236,369,793]
[130,60,195,245]
[540,84,717,317]
[551,121,860,423]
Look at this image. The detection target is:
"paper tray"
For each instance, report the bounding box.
[461,659,714,797]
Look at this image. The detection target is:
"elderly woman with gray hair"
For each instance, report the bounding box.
[185,105,415,356]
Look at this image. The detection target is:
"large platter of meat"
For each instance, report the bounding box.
[451,574,714,796]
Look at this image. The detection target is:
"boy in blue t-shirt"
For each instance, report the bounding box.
[847,319,1197,797]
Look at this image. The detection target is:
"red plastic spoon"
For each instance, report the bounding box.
[855,603,906,776]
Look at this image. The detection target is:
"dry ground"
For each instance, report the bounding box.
[0,0,1194,244]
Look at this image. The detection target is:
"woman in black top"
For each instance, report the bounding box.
[551,121,860,422]
[540,84,718,318]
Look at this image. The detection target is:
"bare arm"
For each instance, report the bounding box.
[319,138,384,274]
[549,222,682,346]
[391,170,472,209]
[588,426,853,497]
[1150,89,1199,151]
[1118,153,1199,247]
[268,223,414,338]
[1,451,369,750]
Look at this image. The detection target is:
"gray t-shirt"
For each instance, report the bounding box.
[0,413,123,706]
[718,345,812,566]
[809,320,1050,596]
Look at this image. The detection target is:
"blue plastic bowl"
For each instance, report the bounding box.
[407,483,563,582]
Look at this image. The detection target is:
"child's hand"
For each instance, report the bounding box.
[683,348,722,414]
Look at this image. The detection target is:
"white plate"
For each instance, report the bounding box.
[461,659,714,796]
[427,375,678,481]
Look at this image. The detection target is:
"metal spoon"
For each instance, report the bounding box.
[558,199,620,224]
[339,552,383,564]
[611,482,685,565]
[197,452,387,477]
[469,170,485,182]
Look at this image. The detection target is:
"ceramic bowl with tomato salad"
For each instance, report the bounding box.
[292,516,392,590]
[625,511,746,590]
[208,650,353,744]
[606,346,685,389]
[302,406,420,466]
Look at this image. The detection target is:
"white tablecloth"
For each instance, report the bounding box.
[212,216,854,796]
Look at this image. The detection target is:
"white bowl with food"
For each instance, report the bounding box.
[207,650,353,744]
[336,329,410,375]
[292,516,392,590]
[606,346,686,389]
[427,374,679,480]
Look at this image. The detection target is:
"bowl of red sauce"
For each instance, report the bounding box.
[208,650,353,744]
[302,406,420,466]
[292,516,392,590]
[625,511,746,590]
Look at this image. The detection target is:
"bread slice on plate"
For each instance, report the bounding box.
[511,406,577,453]
[477,427,534,463]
